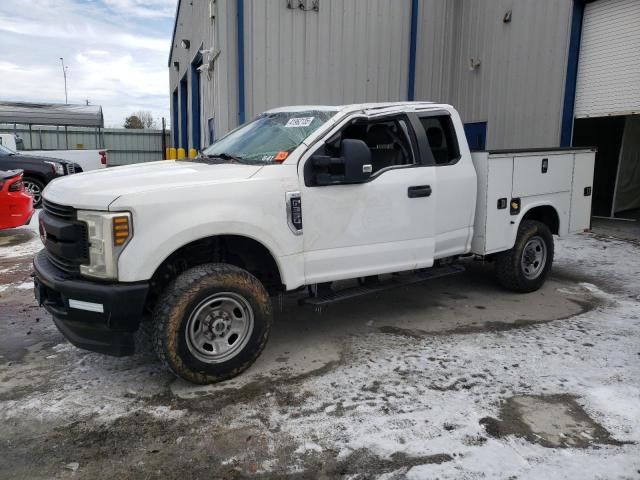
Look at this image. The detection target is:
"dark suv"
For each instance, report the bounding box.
[0,144,81,208]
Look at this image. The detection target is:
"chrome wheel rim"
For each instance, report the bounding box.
[521,236,547,280]
[23,181,41,206]
[185,292,254,364]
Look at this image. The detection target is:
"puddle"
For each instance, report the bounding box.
[480,394,627,448]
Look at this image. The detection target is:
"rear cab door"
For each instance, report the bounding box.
[298,106,438,284]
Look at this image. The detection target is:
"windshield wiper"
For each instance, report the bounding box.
[205,152,249,163]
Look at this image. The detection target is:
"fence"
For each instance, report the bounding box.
[0,125,171,166]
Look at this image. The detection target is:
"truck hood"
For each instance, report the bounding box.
[43,160,263,209]
[17,153,74,165]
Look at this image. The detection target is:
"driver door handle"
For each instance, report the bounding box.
[408,185,432,198]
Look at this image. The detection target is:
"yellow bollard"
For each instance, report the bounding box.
[189,148,197,159]
[177,148,185,160]
[168,147,177,160]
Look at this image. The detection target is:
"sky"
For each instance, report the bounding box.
[0,0,175,127]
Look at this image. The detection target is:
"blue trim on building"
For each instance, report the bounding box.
[464,122,488,151]
[190,54,203,150]
[407,0,419,101]
[237,0,246,124]
[179,74,189,149]
[172,89,179,147]
[560,0,586,147]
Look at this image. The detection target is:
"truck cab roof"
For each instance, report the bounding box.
[265,101,446,116]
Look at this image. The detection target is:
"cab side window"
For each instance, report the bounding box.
[336,118,415,174]
[419,115,460,165]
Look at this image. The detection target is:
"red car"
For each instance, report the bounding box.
[0,170,34,230]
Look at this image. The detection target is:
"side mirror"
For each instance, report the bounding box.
[308,139,372,186]
[341,139,372,183]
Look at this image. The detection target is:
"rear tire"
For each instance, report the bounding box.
[495,220,554,293]
[152,263,272,384]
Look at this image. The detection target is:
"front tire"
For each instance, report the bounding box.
[495,220,554,293]
[152,263,272,384]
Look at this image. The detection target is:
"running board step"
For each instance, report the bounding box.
[300,265,465,308]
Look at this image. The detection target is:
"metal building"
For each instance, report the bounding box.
[169,0,640,218]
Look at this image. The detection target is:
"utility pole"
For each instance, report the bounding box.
[59,57,68,104]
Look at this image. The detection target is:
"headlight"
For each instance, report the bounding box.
[77,210,132,280]
[44,161,65,175]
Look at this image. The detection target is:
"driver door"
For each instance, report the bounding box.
[299,113,437,284]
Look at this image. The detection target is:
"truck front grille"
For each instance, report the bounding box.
[43,199,76,219]
[40,199,88,276]
[65,163,76,175]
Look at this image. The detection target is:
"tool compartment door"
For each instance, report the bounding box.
[569,151,596,232]
[512,153,574,197]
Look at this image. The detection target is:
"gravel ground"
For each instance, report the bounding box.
[0,213,639,479]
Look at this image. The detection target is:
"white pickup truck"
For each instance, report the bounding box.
[0,133,108,171]
[33,102,595,384]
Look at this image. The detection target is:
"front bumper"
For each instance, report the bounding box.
[33,249,149,356]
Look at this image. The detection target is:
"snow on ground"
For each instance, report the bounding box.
[231,280,639,477]
[0,231,639,478]
[0,210,42,259]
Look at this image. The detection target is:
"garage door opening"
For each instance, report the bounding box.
[573,115,640,219]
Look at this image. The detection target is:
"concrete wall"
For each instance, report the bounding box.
[170,0,575,150]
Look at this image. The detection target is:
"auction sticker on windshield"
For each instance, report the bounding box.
[285,117,314,128]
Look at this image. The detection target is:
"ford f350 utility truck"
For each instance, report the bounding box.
[33,102,595,384]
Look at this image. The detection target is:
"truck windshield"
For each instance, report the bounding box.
[201,110,337,163]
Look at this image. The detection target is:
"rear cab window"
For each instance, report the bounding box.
[418,115,461,165]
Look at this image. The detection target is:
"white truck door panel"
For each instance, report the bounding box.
[512,154,574,197]
[301,166,436,284]
[433,160,477,258]
[570,152,596,232]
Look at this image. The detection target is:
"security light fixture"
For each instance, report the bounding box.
[173,61,180,71]
[181,39,191,49]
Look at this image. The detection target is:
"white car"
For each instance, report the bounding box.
[33,102,595,384]
[0,133,108,171]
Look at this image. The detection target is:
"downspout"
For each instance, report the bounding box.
[560,0,586,147]
[236,0,246,125]
[407,0,419,101]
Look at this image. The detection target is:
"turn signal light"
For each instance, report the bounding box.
[113,216,130,246]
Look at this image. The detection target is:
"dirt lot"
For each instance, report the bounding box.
[1,214,639,479]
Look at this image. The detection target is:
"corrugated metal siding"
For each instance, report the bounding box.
[414,0,458,103]
[170,0,575,150]
[0,125,169,166]
[416,0,573,150]
[574,0,640,118]
[169,0,239,148]
[243,0,411,120]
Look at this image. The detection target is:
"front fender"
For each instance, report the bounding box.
[111,173,303,288]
